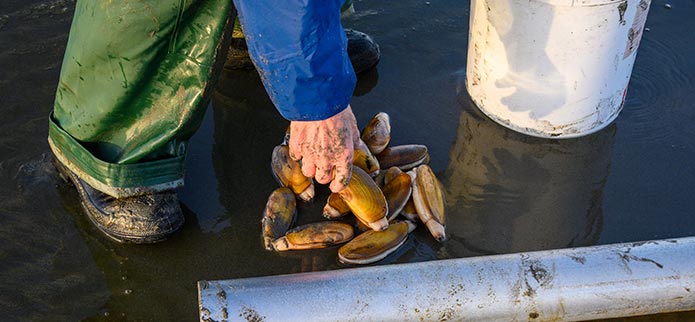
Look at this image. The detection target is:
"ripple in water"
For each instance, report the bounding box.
[622,33,695,145]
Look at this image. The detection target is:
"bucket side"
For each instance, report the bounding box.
[466,0,651,138]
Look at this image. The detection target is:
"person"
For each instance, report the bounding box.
[49,0,380,243]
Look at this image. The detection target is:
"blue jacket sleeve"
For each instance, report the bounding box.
[233,0,357,121]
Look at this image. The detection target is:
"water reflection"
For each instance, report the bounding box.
[443,93,616,257]
[353,67,379,97]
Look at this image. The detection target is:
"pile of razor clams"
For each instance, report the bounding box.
[262,112,446,265]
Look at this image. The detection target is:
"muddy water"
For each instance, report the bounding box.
[1,0,694,321]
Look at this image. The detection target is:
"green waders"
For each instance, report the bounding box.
[49,0,235,198]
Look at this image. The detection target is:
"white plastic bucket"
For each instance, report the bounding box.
[466,0,651,138]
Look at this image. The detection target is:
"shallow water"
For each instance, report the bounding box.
[1,0,694,321]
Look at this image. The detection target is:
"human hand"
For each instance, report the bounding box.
[289,105,360,193]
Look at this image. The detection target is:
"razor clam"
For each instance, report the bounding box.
[353,139,380,177]
[383,166,404,187]
[271,145,315,202]
[372,170,387,188]
[261,187,296,251]
[323,193,351,219]
[411,165,446,241]
[338,220,416,265]
[282,125,291,145]
[381,170,412,222]
[361,112,391,155]
[339,167,389,231]
[272,221,354,251]
[377,145,430,171]
[400,197,419,222]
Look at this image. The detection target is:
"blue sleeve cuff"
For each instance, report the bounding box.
[233,0,357,121]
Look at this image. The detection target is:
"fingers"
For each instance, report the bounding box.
[289,149,302,162]
[288,107,359,192]
[330,163,353,193]
[314,163,334,185]
[301,159,316,178]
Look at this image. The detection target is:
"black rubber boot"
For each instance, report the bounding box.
[226,29,381,74]
[54,160,184,244]
[345,29,380,75]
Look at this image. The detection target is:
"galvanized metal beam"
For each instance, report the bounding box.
[198,237,695,322]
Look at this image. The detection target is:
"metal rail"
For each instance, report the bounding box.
[199,237,695,321]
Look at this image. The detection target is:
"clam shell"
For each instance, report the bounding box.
[323,193,351,219]
[339,167,389,231]
[261,187,297,250]
[377,145,430,171]
[372,170,387,189]
[382,171,412,222]
[282,125,291,145]
[412,165,446,241]
[261,188,297,251]
[353,139,380,177]
[383,166,404,187]
[338,221,416,265]
[361,112,391,155]
[374,166,405,189]
[400,197,419,222]
[271,145,315,202]
[272,222,354,251]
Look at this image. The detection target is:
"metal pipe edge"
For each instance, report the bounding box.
[198,237,695,322]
